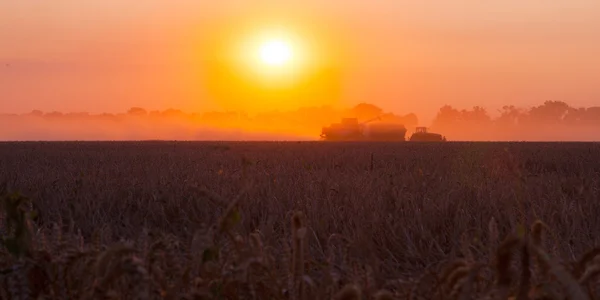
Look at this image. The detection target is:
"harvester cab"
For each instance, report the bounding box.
[320,118,362,140]
[320,116,382,141]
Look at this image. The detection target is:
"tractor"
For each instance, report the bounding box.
[409,127,446,142]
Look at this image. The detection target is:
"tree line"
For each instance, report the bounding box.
[433,101,600,127]
[3,100,600,140]
[431,101,600,140]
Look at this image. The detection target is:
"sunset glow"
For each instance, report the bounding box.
[239,28,310,80]
[2,1,600,140]
[259,39,292,67]
[5,4,600,298]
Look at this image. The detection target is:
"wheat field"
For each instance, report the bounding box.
[1,141,600,299]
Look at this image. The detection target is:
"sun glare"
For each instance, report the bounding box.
[259,39,292,66]
[196,21,344,112]
[225,26,325,90]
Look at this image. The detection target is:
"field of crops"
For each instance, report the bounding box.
[1,141,600,299]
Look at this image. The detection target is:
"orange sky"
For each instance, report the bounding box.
[1,1,599,124]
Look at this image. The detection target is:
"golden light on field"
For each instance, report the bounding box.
[258,39,292,67]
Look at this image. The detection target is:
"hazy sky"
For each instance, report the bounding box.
[1,1,599,123]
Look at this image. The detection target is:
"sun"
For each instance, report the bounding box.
[258,39,293,67]
[230,27,317,85]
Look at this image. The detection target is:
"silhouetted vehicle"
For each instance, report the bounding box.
[409,127,446,142]
[320,119,447,142]
[320,117,407,141]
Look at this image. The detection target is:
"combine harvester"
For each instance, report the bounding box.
[320,118,446,142]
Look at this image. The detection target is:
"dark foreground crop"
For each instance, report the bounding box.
[1,141,600,299]
[0,191,599,299]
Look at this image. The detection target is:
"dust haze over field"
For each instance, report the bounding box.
[0,113,310,141]
[2,100,600,141]
[0,103,418,141]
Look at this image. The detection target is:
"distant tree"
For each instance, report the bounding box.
[203,111,239,123]
[65,112,90,119]
[403,113,419,128]
[433,105,461,127]
[149,110,162,118]
[381,112,418,128]
[161,109,184,118]
[584,107,600,122]
[461,106,491,123]
[563,107,587,124]
[46,111,64,118]
[127,107,147,116]
[98,113,116,120]
[496,105,524,126]
[28,110,44,117]
[349,103,383,121]
[527,101,571,123]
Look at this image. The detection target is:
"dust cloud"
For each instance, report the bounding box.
[2,101,600,141]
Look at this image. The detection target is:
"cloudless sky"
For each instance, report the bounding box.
[1,1,599,123]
